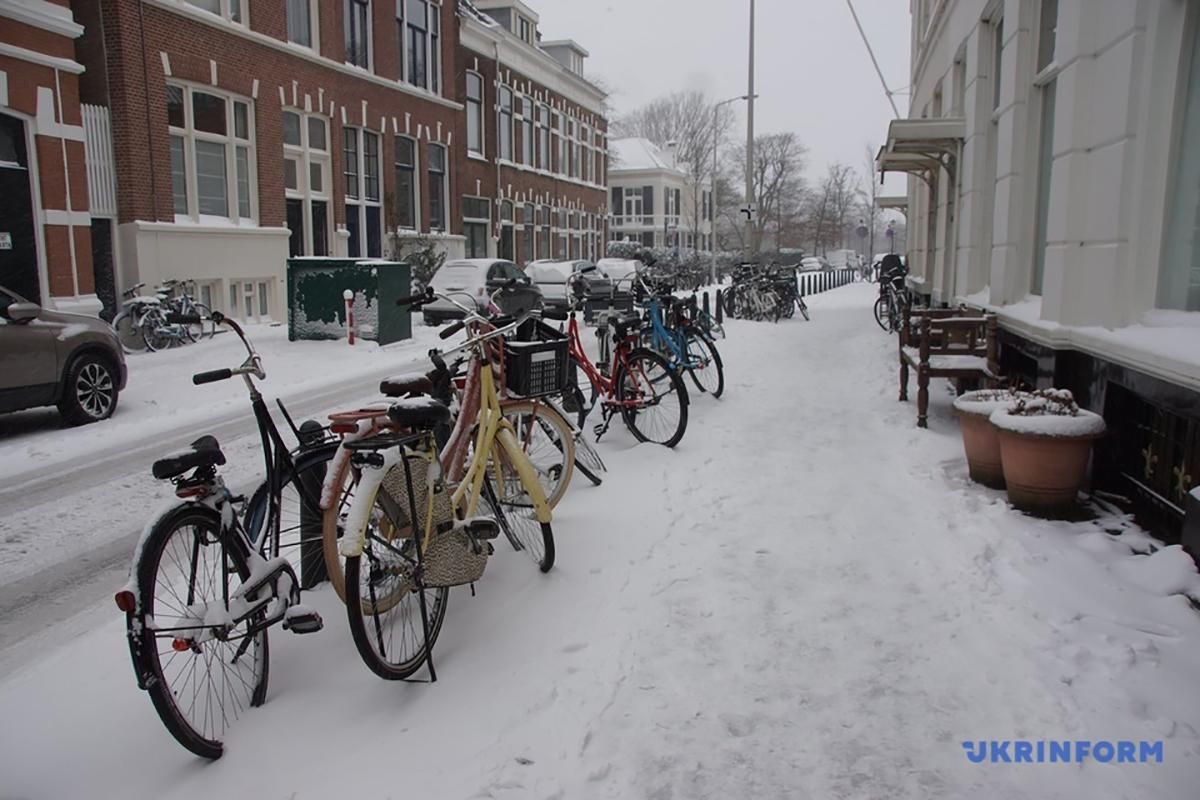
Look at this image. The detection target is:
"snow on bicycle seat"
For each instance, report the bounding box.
[152,435,226,480]
[380,372,434,397]
[387,396,450,429]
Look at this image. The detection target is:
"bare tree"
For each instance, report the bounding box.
[824,163,860,250]
[859,145,883,259]
[726,132,808,255]
[614,91,736,248]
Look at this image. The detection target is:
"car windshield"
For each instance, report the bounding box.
[431,266,480,289]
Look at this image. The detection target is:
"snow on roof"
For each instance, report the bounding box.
[609,138,682,174]
[457,0,498,27]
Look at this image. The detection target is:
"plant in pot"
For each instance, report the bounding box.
[952,388,1032,489]
[989,389,1106,516]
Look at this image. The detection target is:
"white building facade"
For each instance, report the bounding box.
[608,138,713,251]
[880,0,1199,544]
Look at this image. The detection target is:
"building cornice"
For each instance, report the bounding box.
[144,0,463,111]
[460,16,606,114]
[0,0,84,39]
[0,41,84,74]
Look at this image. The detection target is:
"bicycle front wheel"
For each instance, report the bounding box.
[797,297,810,322]
[615,348,689,448]
[142,308,171,351]
[499,400,576,508]
[113,312,147,353]
[482,473,554,572]
[685,333,724,398]
[873,296,890,331]
[344,487,449,680]
[129,506,268,760]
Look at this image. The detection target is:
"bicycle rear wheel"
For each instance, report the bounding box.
[113,312,148,353]
[142,308,172,351]
[129,506,268,760]
[873,296,890,331]
[498,400,575,508]
[572,430,606,486]
[797,296,810,321]
[615,348,689,448]
[344,486,449,680]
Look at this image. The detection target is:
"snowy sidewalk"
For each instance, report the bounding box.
[1,283,1198,799]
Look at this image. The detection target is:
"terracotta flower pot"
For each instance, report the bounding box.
[990,401,1106,516]
[953,390,1029,489]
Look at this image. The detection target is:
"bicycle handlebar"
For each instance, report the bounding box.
[438,320,466,340]
[193,369,233,385]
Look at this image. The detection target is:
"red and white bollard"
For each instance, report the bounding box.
[344,289,355,346]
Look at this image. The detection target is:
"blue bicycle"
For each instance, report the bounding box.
[637,278,725,399]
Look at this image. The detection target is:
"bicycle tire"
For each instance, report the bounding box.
[129,505,268,760]
[572,431,606,486]
[483,472,555,572]
[245,441,341,595]
[112,311,148,353]
[615,348,689,448]
[684,334,724,399]
[142,308,171,352]
[873,296,890,331]
[798,297,810,321]
[343,483,449,680]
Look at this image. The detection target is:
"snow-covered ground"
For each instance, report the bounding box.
[2,283,1199,799]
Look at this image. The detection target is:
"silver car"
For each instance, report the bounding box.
[0,286,128,425]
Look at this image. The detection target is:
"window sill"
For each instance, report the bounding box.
[468,152,489,162]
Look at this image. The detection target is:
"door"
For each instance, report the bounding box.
[0,113,40,303]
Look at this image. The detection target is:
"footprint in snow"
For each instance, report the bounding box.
[562,642,588,654]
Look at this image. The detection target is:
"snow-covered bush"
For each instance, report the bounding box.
[990,389,1107,437]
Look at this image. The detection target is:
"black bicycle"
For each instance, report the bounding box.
[874,255,910,333]
[114,312,342,760]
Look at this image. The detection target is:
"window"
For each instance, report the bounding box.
[345,0,371,69]
[522,203,535,263]
[466,72,484,155]
[463,196,490,258]
[1160,16,1200,310]
[344,127,382,257]
[553,112,564,174]
[520,96,533,166]
[394,135,418,230]
[428,143,447,231]
[499,200,514,260]
[283,110,331,257]
[537,105,550,170]
[185,0,243,24]
[641,185,654,224]
[568,119,578,178]
[611,186,623,223]
[498,86,513,161]
[1031,0,1058,294]
[397,0,441,93]
[287,0,316,47]
[167,83,255,223]
[519,16,532,44]
[992,16,1004,112]
[622,187,643,225]
[539,205,551,257]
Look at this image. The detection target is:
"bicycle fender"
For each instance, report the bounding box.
[338,447,405,558]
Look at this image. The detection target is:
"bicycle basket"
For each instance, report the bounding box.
[504,319,569,398]
[379,455,490,588]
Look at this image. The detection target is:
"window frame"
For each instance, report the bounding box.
[344,0,373,70]
[519,96,534,167]
[498,85,514,162]
[396,0,442,94]
[343,126,384,258]
[463,195,490,258]
[167,82,257,225]
[283,109,332,257]
[427,142,448,232]
[286,0,319,49]
[184,0,244,25]
[466,71,485,156]
[1157,6,1200,310]
[537,104,550,171]
[393,134,420,232]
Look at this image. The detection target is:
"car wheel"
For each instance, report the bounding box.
[58,353,120,425]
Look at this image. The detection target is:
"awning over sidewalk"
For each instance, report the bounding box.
[877,195,909,211]
[875,117,966,184]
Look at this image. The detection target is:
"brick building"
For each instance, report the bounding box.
[0,0,94,314]
[457,0,607,266]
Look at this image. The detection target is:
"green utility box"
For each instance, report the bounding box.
[286,258,412,345]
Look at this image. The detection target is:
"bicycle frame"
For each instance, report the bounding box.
[641,296,701,371]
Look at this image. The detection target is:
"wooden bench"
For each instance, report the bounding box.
[898,307,999,428]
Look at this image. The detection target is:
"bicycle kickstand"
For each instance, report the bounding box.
[593,405,615,443]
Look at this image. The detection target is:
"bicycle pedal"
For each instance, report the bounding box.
[282,604,323,635]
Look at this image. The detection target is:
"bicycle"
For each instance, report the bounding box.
[114,312,333,760]
[334,291,563,679]
[874,257,910,333]
[561,270,689,448]
[635,276,725,399]
[162,279,216,342]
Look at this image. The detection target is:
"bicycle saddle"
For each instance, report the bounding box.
[152,435,226,480]
[387,396,451,429]
[380,372,434,397]
[609,313,644,339]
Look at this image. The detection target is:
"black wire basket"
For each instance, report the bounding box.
[505,319,570,398]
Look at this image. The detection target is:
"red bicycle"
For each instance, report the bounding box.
[563,272,689,448]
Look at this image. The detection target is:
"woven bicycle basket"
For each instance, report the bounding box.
[379,456,490,588]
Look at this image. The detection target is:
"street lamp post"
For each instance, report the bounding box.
[744,0,756,262]
[711,94,750,283]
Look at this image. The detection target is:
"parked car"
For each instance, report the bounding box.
[529,260,614,310]
[800,256,832,272]
[421,259,540,325]
[0,285,128,425]
[595,258,642,292]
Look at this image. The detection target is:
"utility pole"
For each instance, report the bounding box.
[744,0,756,262]
[711,94,750,282]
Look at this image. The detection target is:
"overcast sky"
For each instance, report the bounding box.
[536,0,912,195]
